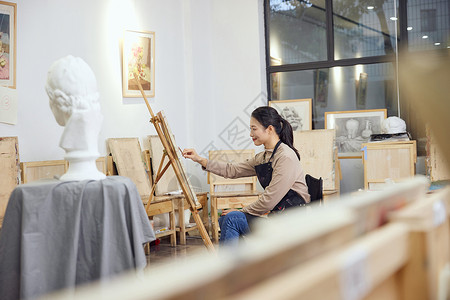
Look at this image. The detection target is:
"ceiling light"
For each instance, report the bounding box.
[434,42,441,46]
[390,17,398,21]
[422,35,429,39]
[367,6,374,10]
[407,26,413,31]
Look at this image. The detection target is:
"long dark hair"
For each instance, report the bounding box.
[251,106,300,160]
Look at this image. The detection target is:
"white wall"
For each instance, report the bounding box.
[0,0,267,192]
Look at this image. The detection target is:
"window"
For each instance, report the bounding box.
[265,0,450,146]
[266,0,400,128]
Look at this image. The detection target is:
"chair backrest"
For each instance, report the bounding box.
[20,160,68,184]
[208,149,257,193]
[293,129,337,190]
[305,174,323,202]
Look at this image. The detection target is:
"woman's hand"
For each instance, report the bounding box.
[182,148,208,168]
[221,208,239,216]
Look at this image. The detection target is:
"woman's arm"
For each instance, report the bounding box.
[182,148,257,178]
[182,148,208,168]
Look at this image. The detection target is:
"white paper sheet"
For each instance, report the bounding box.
[0,86,17,125]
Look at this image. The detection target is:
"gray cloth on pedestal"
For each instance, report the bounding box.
[0,176,155,300]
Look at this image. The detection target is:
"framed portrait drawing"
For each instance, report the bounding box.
[269,99,312,131]
[325,109,387,158]
[122,30,155,98]
[0,1,16,88]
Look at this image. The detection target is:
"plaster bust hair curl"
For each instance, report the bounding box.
[45,55,100,126]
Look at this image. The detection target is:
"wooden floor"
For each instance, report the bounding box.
[145,234,212,268]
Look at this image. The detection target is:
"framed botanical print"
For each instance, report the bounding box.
[122,30,155,98]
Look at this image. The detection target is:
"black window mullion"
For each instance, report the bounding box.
[398,0,408,51]
[264,0,272,102]
[326,0,334,62]
[269,54,396,73]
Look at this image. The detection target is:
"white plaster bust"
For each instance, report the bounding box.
[45,55,106,181]
[382,116,407,134]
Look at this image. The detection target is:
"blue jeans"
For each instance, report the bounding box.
[218,211,250,246]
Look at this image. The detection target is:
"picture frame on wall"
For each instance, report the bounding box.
[0,1,16,88]
[325,109,387,158]
[122,30,155,98]
[314,69,328,108]
[270,56,281,100]
[269,99,312,131]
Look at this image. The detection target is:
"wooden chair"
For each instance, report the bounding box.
[208,149,260,242]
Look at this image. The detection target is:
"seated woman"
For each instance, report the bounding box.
[182,106,310,246]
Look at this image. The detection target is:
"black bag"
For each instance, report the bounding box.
[305,174,323,203]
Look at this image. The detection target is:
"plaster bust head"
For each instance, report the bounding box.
[382,116,407,134]
[46,55,100,126]
[45,55,105,181]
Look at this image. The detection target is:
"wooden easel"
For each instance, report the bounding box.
[134,75,214,252]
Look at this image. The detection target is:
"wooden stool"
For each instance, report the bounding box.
[145,197,176,248]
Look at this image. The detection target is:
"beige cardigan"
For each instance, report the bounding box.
[206,143,310,217]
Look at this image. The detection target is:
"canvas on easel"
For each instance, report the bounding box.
[148,135,180,196]
[133,75,214,251]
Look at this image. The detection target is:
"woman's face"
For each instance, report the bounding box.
[250,117,270,146]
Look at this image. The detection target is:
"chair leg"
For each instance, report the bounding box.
[211,197,219,243]
[169,210,176,247]
[178,198,186,245]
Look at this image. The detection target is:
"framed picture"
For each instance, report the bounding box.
[269,99,312,131]
[0,1,16,88]
[355,72,368,109]
[314,69,329,108]
[270,56,281,100]
[325,109,387,158]
[122,30,155,98]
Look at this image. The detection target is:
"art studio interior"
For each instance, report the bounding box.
[0,0,449,299]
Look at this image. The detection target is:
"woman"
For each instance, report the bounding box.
[182,106,310,245]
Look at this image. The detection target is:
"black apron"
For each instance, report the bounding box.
[254,141,306,214]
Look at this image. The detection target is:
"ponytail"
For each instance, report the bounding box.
[251,106,301,161]
[279,118,300,160]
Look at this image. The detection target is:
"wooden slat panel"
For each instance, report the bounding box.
[146,200,174,216]
[95,157,107,175]
[362,141,416,190]
[209,149,256,187]
[107,138,152,202]
[216,197,258,209]
[389,187,450,300]
[294,129,336,190]
[427,128,450,181]
[230,223,409,300]
[0,137,19,227]
[20,160,67,183]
